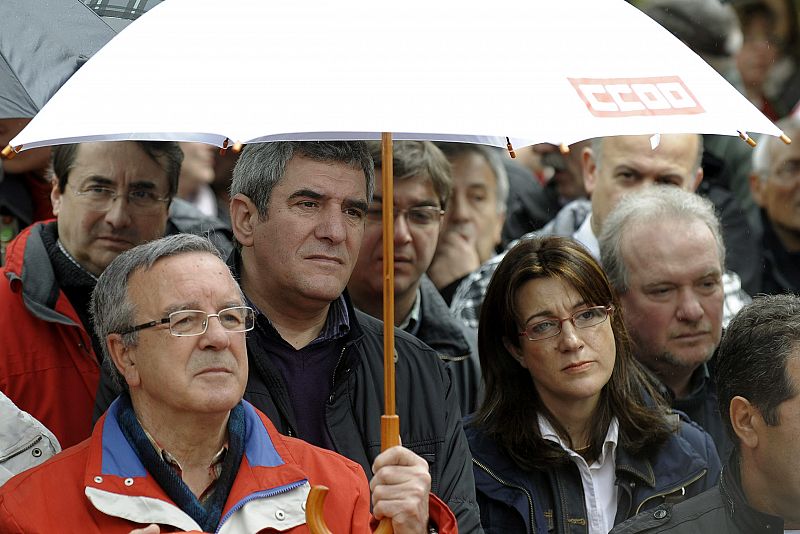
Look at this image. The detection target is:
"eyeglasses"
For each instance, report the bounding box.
[118,306,255,337]
[519,305,613,341]
[69,184,170,213]
[365,205,444,227]
[772,159,800,185]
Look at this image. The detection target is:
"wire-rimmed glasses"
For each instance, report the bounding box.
[365,205,444,227]
[519,305,613,341]
[118,306,255,337]
[69,184,170,213]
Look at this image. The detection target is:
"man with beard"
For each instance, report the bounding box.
[599,186,729,458]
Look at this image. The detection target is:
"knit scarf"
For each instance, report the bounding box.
[116,394,246,532]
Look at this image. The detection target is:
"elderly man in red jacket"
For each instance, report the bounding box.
[0,234,452,533]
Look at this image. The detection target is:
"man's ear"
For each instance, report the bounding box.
[108,334,140,388]
[229,193,260,247]
[691,167,704,192]
[730,395,760,450]
[50,177,62,216]
[582,146,598,195]
[503,336,527,369]
[749,173,766,207]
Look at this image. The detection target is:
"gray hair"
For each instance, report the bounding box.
[591,134,704,175]
[90,234,225,389]
[229,141,375,217]
[599,185,725,293]
[752,116,800,178]
[715,294,800,450]
[434,142,510,214]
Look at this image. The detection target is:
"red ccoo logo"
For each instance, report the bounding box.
[568,76,705,117]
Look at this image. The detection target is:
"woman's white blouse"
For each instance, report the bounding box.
[538,414,620,534]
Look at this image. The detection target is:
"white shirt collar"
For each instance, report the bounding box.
[572,214,600,260]
[537,413,619,464]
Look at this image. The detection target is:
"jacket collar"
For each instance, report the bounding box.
[720,457,785,532]
[415,275,473,357]
[6,221,81,327]
[85,398,310,531]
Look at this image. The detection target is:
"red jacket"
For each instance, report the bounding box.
[0,222,99,448]
[0,400,376,533]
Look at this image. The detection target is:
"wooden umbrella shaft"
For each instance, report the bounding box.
[381,132,400,451]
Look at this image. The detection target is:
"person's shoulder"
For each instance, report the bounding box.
[611,487,727,534]
[0,438,89,498]
[354,309,438,355]
[278,431,368,484]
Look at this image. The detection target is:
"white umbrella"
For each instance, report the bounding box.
[7,0,787,152]
[5,2,787,530]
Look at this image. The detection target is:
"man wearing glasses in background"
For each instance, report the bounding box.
[749,116,800,295]
[347,141,481,416]
[0,141,182,448]
[0,234,376,533]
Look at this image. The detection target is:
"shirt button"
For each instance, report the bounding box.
[275,510,286,521]
[653,509,667,520]
[94,476,103,483]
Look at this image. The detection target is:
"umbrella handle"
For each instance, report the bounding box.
[306,486,332,534]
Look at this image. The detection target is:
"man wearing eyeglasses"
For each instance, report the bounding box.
[347,141,481,416]
[749,116,800,295]
[0,233,376,533]
[0,141,182,449]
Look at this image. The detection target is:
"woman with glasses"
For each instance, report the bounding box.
[465,236,720,534]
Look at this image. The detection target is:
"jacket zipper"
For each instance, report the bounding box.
[634,468,707,514]
[0,434,42,462]
[473,458,537,533]
[215,479,307,533]
[323,345,349,446]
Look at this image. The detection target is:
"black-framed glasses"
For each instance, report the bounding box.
[519,305,613,341]
[365,205,444,227]
[118,306,255,337]
[69,184,170,213]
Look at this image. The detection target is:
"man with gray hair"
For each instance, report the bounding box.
[0,234,376,532]
[748,116,800,295]
[611,294,800,533]
[428,142,509,303]
[95,141,474,532]
[599,186,730,458]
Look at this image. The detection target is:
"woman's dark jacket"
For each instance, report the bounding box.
[465,413,721,534]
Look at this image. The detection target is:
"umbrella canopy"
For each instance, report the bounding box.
[0,0,115,119]
[9,0,786,152]
[0,0,163,120]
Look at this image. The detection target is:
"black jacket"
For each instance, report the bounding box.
[610,458,784,533]
[466,413,721,534]
[417,275,482,416]
[228,252,481,532]
[666,364,732,462]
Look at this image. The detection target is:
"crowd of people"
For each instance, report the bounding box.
[0,0,799,533]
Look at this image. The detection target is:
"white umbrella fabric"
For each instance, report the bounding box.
[8,0,786,152]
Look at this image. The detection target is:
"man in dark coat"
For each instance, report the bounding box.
[599,186,732,460]
[611,294,800,533]
[347,141,481,415]
[748,116,800,295]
